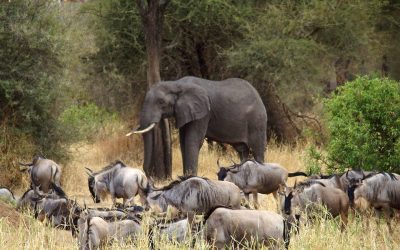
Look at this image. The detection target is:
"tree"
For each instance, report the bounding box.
[136,0,172,179]
[0,0,67,185]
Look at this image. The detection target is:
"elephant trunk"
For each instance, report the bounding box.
[143,131,153,176]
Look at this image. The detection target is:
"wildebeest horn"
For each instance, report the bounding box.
[294,180,297,189]
[127,123,156,135]
[85,167,93,173]
[19,162,33,166]
[229,157,237,165]
[217,159,221,168]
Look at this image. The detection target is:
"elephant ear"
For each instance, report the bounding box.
[175,84,210,128]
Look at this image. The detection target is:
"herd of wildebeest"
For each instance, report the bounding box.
[1,155,400,249]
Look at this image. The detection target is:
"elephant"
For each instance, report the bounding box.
[128,76,267,175]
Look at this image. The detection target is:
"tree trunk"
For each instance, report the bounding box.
[261,82,301,143]
[137,0,172,179]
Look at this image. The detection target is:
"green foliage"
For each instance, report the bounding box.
[0,0,67,185]
[58,103,119,142]
[81,0,146,112]
[225,0,384,110]
[324,76,400,172]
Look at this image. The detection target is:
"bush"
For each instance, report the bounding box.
[58,103,119,142]
[324,76,400,172]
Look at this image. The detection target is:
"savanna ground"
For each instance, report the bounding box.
[1,131,400,250]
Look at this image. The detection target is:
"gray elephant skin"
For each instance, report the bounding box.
[134,76,267,175]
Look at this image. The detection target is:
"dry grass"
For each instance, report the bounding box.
[2,131,400,249]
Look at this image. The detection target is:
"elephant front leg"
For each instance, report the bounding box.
[180,117,209,176]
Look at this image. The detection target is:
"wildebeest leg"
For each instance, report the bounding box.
[111,195,117,208]
[340,211,348,232]
[243,193,251,208]
[252,191,259,209]
[124,197,135,207]
[272,191,280,212]
[383,208,393,233]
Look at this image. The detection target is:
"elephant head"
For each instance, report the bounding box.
[127,81,211,173]
[135,81,210,132]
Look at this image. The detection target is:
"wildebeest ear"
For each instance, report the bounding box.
[174,84,210,128]
[151,193,162,200]
[217,159,221,168]
[85,167,93,173]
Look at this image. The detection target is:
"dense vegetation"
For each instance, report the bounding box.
[1,0,400,185]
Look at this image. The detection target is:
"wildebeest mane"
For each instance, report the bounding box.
[20,188,33,201]
[296,180,326,191]
[154,176,209,191]
[95,160,126,174]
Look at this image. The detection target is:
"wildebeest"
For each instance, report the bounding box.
[30,184,82,236]
[17,183,68,212]
[308,169,379,193]
[204,206,292,249]
[348,172,400,231]
[283,181,349,231]
[217,160,307,209]
[19,155,62,193]
[86,160,149,208]
[148,216,200,249]
[0,187,16,203]
[78,211,141,250]
[86,206,143,223]
[147,176,241,216]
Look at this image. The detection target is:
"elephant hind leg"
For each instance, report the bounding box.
[248,131,266,163]
[232,143,250,162]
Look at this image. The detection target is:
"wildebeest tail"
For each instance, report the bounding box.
[139,175,149,195]
[288,172,308,177]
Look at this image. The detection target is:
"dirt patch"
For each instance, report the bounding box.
[0,201,25,226]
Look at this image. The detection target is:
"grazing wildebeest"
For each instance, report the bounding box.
[32,184,82,236]
[86,160,149,208]
[148,216,202,249]
[17,183,68,212]
[85,207,143,223]
[78,211,141,250]
[217,160,307,209]
[283,181,349,231]
[204,206,292,249]
[0,187,16,203]
[19,155,62,193]
[147,176,241,216]
[348,172,400,232]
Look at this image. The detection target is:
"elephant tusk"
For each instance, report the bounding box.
[131,123,156,134]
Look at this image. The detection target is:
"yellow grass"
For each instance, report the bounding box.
[2,132,400,249]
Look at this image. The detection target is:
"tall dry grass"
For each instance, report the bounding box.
[2,129,400,249]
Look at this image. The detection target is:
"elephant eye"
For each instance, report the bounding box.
[158,99,166,105]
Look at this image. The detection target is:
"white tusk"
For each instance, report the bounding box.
[126,131,134,137]
[132,123,156,134]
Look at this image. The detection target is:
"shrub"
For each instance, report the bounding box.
[58,103,119,142]
[324,76,400,172]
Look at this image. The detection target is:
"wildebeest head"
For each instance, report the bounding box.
[216,159,240,180]
[86,168,101,203]
[284,192,294,215]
